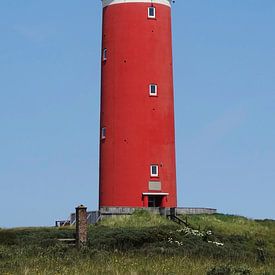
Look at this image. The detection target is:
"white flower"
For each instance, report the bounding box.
[208,240,224,247]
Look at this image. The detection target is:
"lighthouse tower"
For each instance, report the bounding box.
[99,0,177,210]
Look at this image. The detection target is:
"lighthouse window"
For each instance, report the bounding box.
[101,127,106,139]
[149,84,158,96]
[148,7,156,19]
[150,165,159,177]
[103,49,107,61]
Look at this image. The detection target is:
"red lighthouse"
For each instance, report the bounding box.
[99,0,177,210]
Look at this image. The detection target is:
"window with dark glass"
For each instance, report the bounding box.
[101,127,106,139]
[103,49,107,61]
[150,164,159,177]
[149,84,158,96]
[148,7,156,18]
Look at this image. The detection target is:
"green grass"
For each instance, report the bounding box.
[0,211,274,274]
[99,209,173,228]
[182,214,275,258]
[184,214,274,237]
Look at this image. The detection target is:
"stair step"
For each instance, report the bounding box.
[57,238,76,243]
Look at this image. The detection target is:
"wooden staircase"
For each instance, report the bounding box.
[166,208,190,227]
[167,214,189,227]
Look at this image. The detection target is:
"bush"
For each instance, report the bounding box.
[207,265,251,275]
[88,226,173,251]
[0,231,16,245]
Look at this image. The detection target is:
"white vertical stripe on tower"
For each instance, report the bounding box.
[102,0,171,8]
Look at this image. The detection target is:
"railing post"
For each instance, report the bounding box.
[75,204,88,249]
[170,207,176,217]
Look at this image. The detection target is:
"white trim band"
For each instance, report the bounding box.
[102,0,171,8]
[143,192,169,196]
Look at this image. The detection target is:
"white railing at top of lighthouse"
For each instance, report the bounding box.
[101,0,173,8]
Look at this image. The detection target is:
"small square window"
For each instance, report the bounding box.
[149,84,158,96]
[103,49,107,61]
[148,7,156,19]
[150,165,159,177]
[101,127,106,139]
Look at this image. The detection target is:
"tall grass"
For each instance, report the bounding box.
[1,248,273,274]
[184,214,274,237]
[0,212,274,274]
[182,214,275,257]
[100,209,174,228]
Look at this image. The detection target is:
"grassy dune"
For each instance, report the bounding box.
[0,211,274,274]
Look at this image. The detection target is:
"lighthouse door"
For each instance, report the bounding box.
[148,196,162,207]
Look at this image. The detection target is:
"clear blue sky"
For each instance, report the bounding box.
[0,1,274,227]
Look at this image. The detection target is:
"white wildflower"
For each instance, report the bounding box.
[208,240,224,247]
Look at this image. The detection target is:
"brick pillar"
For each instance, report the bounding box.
[76,205,87,248]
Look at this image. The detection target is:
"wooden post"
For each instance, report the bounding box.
[75,205,87,248]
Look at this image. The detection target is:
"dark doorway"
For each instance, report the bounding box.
[148,196,163,207]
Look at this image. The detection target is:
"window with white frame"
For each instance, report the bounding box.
[101,127,106,139]
[149,84,158,96]
[103,48,107,61]
[148,7,156,19]
[150,164,159,177]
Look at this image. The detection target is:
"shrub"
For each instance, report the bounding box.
[207,265,251,275]
[88,226,173,251]
[0,231,16,245]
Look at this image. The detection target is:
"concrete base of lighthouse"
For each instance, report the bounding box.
[100,207,217,217]
[67,207,217,225]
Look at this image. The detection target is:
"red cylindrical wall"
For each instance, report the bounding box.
[99,0,177,208]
